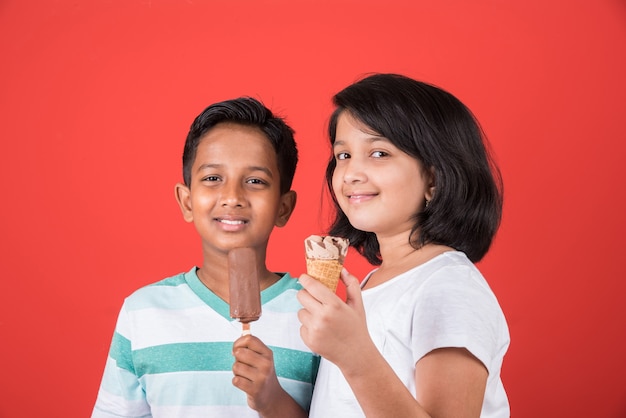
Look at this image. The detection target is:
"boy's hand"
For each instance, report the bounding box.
[231,335,284,415]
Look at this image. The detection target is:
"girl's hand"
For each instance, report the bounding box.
[232,335,282,414]
[297,269,372,369]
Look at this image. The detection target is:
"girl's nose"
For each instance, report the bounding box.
[342,159,367,184]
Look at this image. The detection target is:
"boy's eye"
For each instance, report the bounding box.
[371,150,388,158]
[336,152,350,160]
[246,178,267,185]
[202,175,221,182]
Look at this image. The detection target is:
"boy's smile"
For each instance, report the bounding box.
[215,215,248,231]
[175,122,295,255]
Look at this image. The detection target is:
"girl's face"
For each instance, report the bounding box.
[332,112,432,240]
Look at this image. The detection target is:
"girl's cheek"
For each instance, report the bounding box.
[331,174,342,196]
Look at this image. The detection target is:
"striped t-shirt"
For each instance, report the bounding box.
[92,267,319,418]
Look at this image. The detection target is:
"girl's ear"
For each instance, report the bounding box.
[275,190,297,227]
[425,166,436,201]
[174,183,194,223]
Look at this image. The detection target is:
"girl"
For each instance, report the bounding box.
[297,73,510,418]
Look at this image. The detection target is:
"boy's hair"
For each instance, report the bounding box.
[326,73,503,264]
[182,97,298,194]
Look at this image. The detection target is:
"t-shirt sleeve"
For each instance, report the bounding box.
[92,301,152,418]
[411,264,505,374]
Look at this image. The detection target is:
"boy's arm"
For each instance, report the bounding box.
[92,307,152,418]
[232,335,308,418]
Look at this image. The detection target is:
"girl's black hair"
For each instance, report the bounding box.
[326,73,503,264]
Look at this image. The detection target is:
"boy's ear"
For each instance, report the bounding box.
[275,190,297,227]
[174,183,194,223]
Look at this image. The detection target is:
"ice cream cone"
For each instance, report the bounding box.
[304,235,349,292]
[305,258,343,291]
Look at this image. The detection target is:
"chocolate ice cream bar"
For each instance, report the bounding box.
[228,247,261,335]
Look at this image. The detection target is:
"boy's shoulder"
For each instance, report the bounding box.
[148,270,190,287]
[137,268,192,290]
[261,272,304,312]
[123,268,195,304]
[270,272,303,292]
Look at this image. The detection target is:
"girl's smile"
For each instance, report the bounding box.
[345,191,378,204]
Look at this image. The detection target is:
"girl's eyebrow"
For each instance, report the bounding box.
[196,163,273,178]
[333,136,390,148]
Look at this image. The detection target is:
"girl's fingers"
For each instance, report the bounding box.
[341,269,364,312]
[298,274,337,303]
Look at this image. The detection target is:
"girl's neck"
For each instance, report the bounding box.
[364,242,454,289]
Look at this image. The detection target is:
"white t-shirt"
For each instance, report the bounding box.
[309,251,510,418]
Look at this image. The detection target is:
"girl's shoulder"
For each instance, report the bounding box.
[364,251,488,296]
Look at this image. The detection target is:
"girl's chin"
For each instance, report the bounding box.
[347,220,377,233]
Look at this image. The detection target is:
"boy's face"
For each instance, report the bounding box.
[175,122,296,255]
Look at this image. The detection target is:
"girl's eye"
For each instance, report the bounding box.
[371,150,388,158]
[336,152,350,160]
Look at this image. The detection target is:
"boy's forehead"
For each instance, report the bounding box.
[212,121,264,135]
[200,122,271,147]
[198,122,271,145]
[194,123,278,167]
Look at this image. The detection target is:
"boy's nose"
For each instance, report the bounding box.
[220,183,245,207]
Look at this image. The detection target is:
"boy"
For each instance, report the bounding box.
[92,97,318,417]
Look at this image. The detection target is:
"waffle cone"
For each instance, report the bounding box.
[306,257,343,292]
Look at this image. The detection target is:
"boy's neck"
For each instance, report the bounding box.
[196,260,280,303]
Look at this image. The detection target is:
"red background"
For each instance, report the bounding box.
[1,1,625,417]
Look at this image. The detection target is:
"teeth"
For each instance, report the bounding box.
[220,219,244,225]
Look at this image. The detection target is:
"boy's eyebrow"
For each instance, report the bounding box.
[196,163,274,178]
[248,166,274,178]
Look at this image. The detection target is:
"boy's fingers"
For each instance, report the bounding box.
[233,334,254,350]
[233,335,269,358]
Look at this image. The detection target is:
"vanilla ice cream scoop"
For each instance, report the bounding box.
[304,235,349,291]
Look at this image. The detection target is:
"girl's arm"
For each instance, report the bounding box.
[297,270,487,418]
[414,347,487,417]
